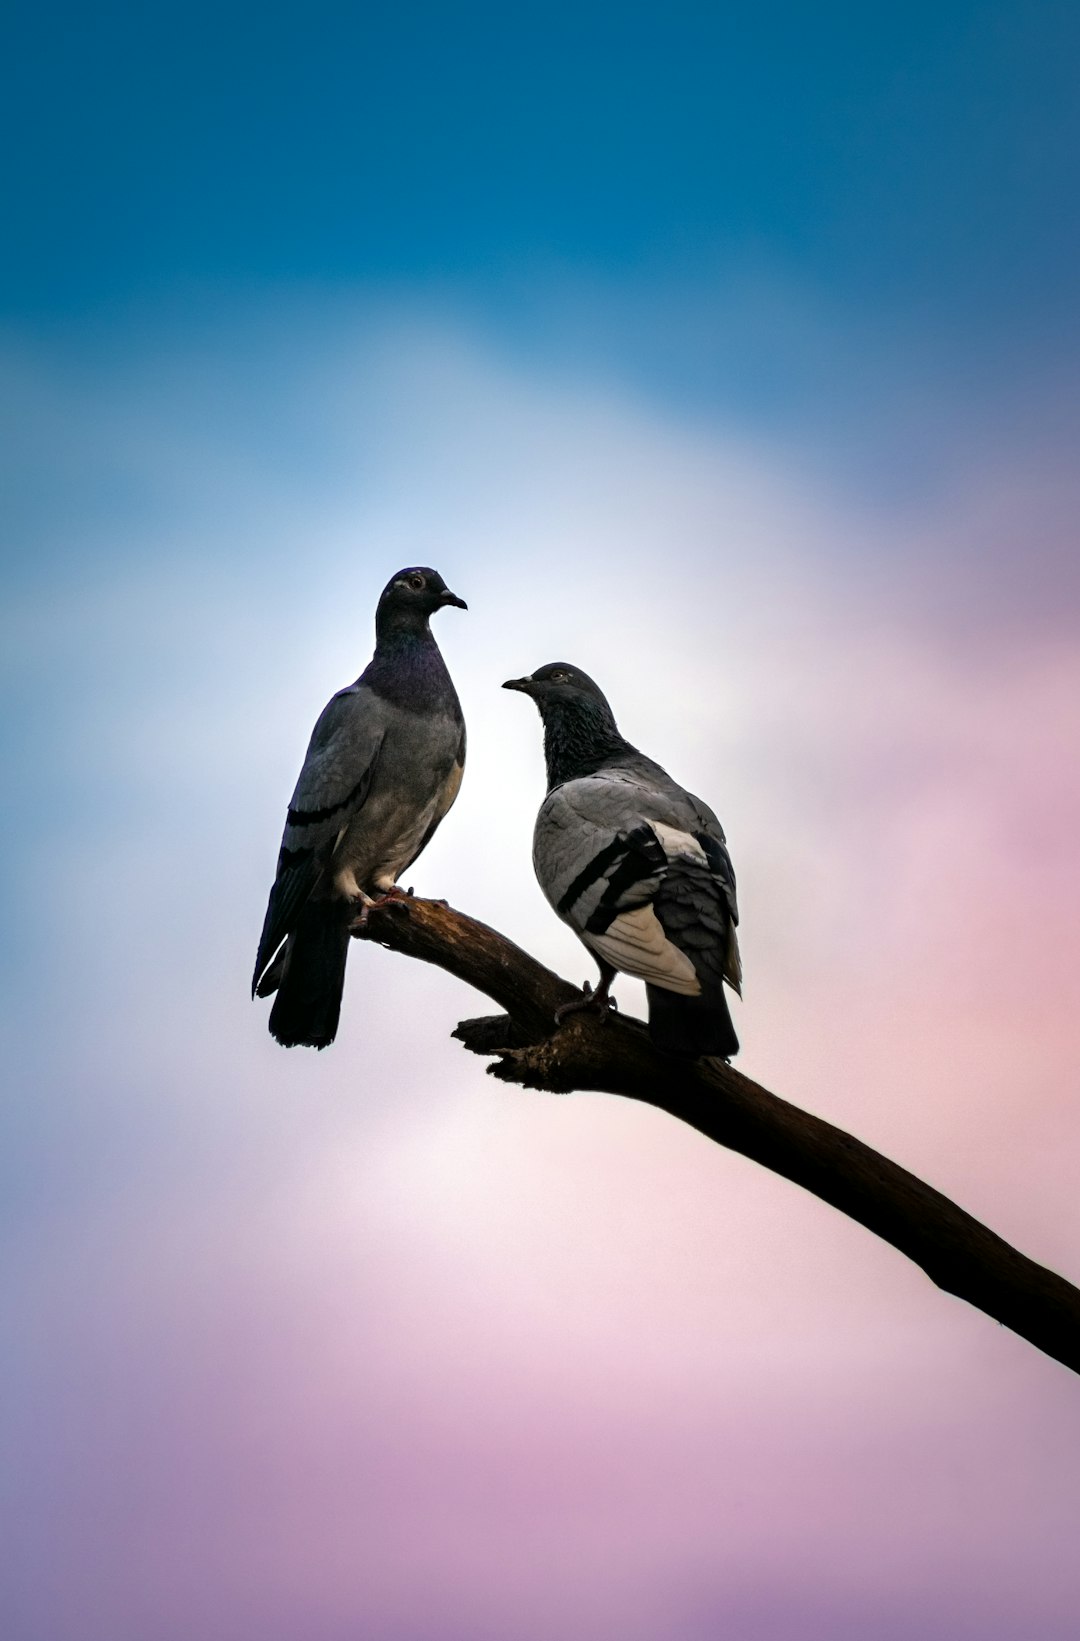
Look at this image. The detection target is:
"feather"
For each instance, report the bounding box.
[253,567,466,1047]
[507,661,741,1060]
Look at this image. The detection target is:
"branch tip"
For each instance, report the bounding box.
[352,894,1080,1376]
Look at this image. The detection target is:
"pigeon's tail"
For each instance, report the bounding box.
[645,981,739,1061]
[268,900,352,1049]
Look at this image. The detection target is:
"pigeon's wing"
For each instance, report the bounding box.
[252,684,385,995]
[619,755,738,921]
[622,759,741,989]
[663,783,741,993]
[535,770,741,995]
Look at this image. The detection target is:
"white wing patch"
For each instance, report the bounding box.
[583,905,701,996]
[650,821,707,865]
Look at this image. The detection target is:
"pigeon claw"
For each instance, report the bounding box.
[349,887,411,935]
[350,900,374,933]
[554,979,616,1027]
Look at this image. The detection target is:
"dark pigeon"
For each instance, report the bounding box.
[503,662,741,1060]
[253,567,467,1047]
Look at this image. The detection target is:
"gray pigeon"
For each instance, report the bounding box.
[503,663,741,1059]
[253,567,467,1048]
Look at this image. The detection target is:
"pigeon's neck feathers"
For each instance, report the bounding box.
[542,696,635,789]
[363,619,458,715]
[375,597,436,644]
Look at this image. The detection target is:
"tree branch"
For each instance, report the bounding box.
[354,895,1080,1377]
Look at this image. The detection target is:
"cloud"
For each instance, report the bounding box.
[2,305,1079,1639]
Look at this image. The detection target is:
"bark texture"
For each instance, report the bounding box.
[354,895,1080,1377]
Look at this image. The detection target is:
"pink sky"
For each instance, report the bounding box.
[2,318,1079,1640]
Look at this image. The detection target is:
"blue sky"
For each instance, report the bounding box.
[4,8,1080,1640]
[5,0,1080,543]
[6,3,1079,351]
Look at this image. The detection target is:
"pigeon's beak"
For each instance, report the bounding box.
[439,589,468,610]
[502,676,533,694]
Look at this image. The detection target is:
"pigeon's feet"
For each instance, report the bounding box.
[554,974,617,1027]
[350,896,376,933]
[349,887,409,933]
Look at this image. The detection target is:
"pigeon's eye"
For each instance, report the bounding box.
[408,573,425,591]
[550,669,570,683]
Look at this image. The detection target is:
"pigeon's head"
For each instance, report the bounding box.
[504,663,623,781]
[377,567,467,631]
[503,662,614,717]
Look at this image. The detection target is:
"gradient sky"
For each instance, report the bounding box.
[3,6,1080,1640]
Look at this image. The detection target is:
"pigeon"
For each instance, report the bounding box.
[503,662,741,1059]
[253,566,467,1048]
